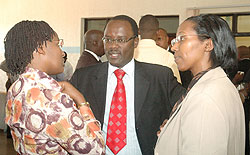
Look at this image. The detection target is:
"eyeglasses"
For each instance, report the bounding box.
[58,39,64,48]
[171,34,210,46]
[102,35,137,44]
[53,39,64,47]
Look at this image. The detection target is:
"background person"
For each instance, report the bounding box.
[155,14,245,155]
[76,30,105,69]
[156,27,193,88]
[0,60,18,139]
[134,14,181,83]
[156,28,169,50]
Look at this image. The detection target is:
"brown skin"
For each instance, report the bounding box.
[156,29,169,50]
[84,30,105,57]
[171,21,213,76]
[104,20,139,68]
[28,34,86,105]
[59,81,86,104]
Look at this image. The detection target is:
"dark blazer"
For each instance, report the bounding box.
[75,50,101,70]
[70,60,185,155]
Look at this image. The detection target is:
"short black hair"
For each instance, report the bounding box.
[158,28,168,35]
[109,15,138,37]
[138,14,159,39]
[4,20,56,75]
[139,14,159,31]
[186,14,237,75]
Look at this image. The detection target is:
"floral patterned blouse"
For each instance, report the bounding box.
[5,67,105,155]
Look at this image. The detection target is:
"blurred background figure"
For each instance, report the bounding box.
[0,60,18,139]
[156,27,192,88]
[240,69,250,155]
[75,29,105,69]
[134,14,181,83]
[231,46,250,88]
[238,45,250,78]
[156,28,169,50]
[234,45,250,155]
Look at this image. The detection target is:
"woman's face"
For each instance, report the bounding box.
[171,20,212,76]
[43,34,65,75]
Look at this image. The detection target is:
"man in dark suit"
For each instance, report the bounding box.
[231,46,250,84]
[70,15,185,155]
[75,30,105,69]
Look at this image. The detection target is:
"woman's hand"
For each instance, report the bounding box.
[58,81,86,106]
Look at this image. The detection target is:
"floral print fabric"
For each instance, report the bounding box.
[5,67,105,155]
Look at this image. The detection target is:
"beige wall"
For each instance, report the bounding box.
[0,0,250,52]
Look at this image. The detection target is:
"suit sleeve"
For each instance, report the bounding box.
[70,69,80,90]
[180,93,227,155]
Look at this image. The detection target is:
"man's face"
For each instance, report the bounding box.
[156,29,169,50]
[103,20,138,68]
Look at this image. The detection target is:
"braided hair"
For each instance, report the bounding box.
[4,20,55,75]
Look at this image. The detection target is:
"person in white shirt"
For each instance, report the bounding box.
[134,14,181,83]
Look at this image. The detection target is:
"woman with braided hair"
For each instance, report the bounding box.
[4,20,105,154]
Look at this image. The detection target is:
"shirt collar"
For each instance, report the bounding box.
[85,49,100,61]
[108,58,135,78]
[139,39,156,45]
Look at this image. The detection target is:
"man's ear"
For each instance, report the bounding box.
[205,38,214,52]
[134,37,139,48]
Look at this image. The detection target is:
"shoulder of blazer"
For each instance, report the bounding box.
[74,62,108,76]
[135,60,172,76]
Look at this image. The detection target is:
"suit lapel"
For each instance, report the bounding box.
[134,61,150,121]
[91,62,108,123]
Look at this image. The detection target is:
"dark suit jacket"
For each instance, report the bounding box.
[75,50,101,69]
[70,60,185,155]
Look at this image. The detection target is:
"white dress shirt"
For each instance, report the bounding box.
[103,59,142,155]
[85,49,101,61]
